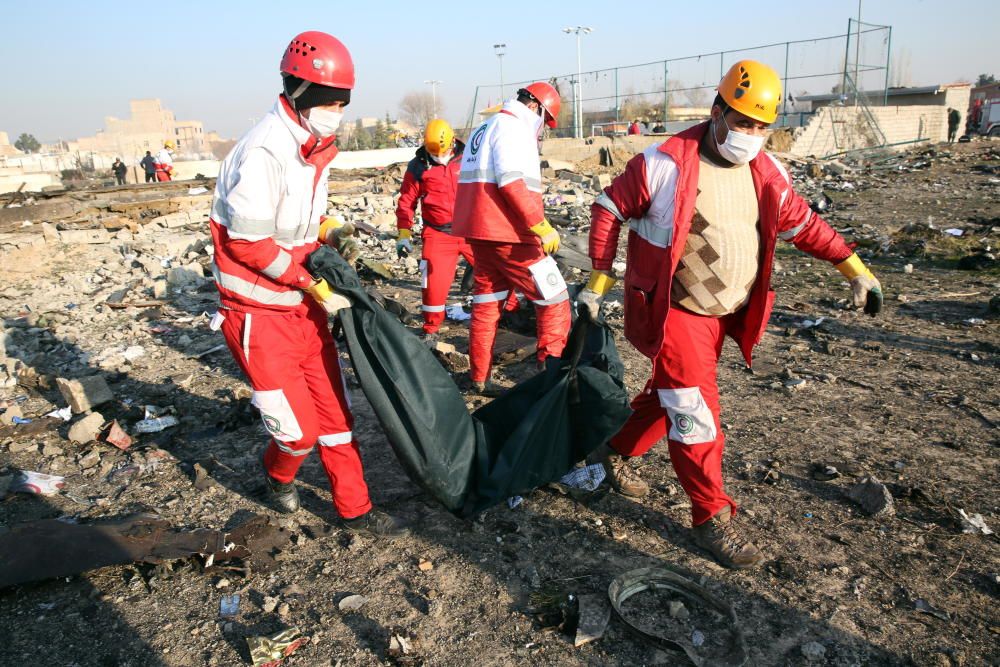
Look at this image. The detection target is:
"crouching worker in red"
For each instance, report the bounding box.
[395,119,474,339]
[580,61,882,568]
[210,31,406,538]
[452,82,571,394]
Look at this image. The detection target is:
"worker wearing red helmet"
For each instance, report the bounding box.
[395,119,475,338]
[452,82,570,393]
[580,61,883,568]
[209,31,406,538]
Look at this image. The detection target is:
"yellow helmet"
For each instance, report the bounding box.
[423,119,454,157]
[718,60,782,124]
[164,140,176,150]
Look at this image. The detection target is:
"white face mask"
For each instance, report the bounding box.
[531,108,545,139]
[714,113,765,165]
[304,107,343,137]
[430,152,453,164]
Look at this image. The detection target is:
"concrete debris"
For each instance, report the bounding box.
[844,476,895,518]
[67,411,105,444]
[57,375,114,413]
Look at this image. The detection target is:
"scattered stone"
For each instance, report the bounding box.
[9,439,36,454]
[215,578,231,589]
[57,375,114,414]
[1,403,23,425]
[338,594,368,612]
[591,173,611,190]
[668,600,690,620]
[845,476,895,518]
[78,447,101,469]
[58,228,110,245]
[67,412,106,444]
[261,596,278,613]
[801,641,827,661]
[417,558,434,572]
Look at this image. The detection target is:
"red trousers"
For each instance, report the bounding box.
[420,225,475,334]
[611,305,735,526]
[468,240,571,383]
[219,304,372,519]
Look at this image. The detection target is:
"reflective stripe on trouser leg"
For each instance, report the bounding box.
[421,226,465,334]
[305,305,371,517]
[610,305,732,526]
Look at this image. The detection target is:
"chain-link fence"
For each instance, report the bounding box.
[463,21,891,139]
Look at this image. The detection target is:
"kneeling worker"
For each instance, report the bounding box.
[580,61,882,568]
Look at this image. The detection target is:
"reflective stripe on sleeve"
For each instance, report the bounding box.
[261,251,292,280]
[595,192,625,221]
[229,213,275,237]
[212,263,304,307]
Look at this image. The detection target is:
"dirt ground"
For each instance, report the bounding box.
[0,140,997,666]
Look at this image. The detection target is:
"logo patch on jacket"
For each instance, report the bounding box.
[470,124,487,155]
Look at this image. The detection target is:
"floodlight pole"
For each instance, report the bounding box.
[563,26,593,139]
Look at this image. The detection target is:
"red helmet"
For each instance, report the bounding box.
[280,31,355,90]
[521,81,561,128]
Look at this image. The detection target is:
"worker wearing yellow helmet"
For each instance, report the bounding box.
[581,60,883,570]
[154,139,176,181]
[395,118,475,339]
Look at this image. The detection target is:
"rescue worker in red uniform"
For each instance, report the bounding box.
[154,141,175,181]
[210,31,406,537]
[580,61,883,568]
[395,119,474,338]
[452,82,571,393]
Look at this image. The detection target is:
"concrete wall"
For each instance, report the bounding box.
[789,105,948,158]
[539,135,664,163]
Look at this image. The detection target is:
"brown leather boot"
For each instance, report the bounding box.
[691,506,763,569]
[599,447,650,498]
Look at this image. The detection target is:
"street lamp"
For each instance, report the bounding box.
[424,79,442,118]
[493,43,506,101]
[563,26,593,139]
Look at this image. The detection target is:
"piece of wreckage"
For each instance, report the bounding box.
[0,512,290,589]
[307,246,632,517]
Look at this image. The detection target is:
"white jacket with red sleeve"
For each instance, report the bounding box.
[589,122,854,363]
[452,99,544,244]
[210,96,339,313]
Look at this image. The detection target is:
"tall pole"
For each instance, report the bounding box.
[563,27,593,139]
[493,43,506,102]
[854,0,862,106]
[424,79,442,118]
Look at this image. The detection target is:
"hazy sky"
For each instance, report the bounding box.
[1,0,996,143]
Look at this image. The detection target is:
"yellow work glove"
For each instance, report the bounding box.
[577,270,616,320]
[835,253,882,316]
[396,228,414,257]
[304,278,351,315]
[319,216,360,264]
[529,219,560,254]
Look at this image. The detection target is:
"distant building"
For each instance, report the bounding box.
[0,131,22,157]
[796,83,971,114]
[68,99,216,159]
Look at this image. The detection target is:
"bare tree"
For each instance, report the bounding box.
[399,91,442,128]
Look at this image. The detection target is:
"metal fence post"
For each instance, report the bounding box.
[663,60,669,127]
[782,41,790,126]
[884,26,892,106]
[615,67,620,122]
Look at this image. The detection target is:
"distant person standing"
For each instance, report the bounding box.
[947,107,961,143]
[628,120,642,136]
[112,158,128,185]
[140,151,157,183]
[154,140,175,181]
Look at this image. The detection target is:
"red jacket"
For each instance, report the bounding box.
[452,99,544,244]
[211,96,339,314]
[395,142,465,233]
[590,121,852,362]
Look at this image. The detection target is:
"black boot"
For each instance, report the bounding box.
[342,508,409,539]
[260,451,300,514]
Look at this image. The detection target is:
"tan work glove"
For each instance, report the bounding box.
[529,219,560,254]
[304,278,351,315]
[577,270,615,320]
[319,216,361,264]
[835,253,883,316]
